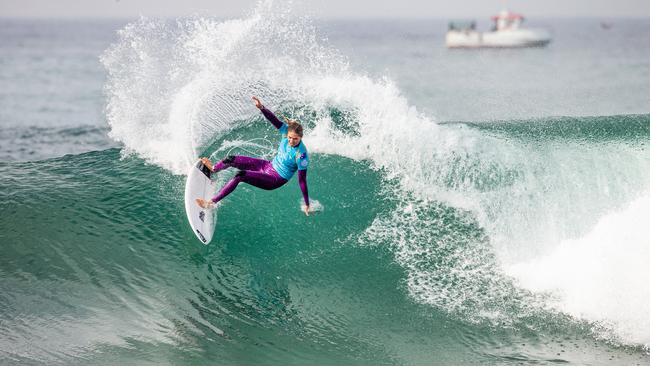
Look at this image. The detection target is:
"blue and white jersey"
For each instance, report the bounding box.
[271,123,309,180]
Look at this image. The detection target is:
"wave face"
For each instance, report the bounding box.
[3,2,650,365]
[3,118,650,365]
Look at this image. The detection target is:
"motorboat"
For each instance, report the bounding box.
[446,9,551,48]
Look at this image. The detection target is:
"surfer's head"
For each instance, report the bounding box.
[284,118,303,147]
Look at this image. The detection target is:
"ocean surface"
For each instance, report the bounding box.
[2,2,650,365]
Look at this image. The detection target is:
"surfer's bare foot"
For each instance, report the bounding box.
[200,157,214,171]
[196,198,214,209]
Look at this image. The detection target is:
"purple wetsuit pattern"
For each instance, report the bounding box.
[211,156,288,203]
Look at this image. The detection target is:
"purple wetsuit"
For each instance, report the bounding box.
[210,107,310,206]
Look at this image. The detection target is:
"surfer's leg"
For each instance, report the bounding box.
[212,155,236,172]
[238,170,288,190]
[213,155,269,172]
[211,170,287,203]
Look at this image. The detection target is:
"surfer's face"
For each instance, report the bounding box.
[287,131,302,147]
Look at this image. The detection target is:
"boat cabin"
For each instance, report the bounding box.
[491,10,525,31]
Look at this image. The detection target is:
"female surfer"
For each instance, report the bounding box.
[196,97,311,216]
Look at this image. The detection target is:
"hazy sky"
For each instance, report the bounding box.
[1,0,649,19]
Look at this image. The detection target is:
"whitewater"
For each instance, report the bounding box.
[2,1,650,365]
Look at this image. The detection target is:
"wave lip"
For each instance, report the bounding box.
[100,1,347,175]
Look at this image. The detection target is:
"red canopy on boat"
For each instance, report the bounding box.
[491,13,525,21]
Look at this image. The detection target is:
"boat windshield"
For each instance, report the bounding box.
[448,21,476,31]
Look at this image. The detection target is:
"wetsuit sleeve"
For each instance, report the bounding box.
[297,151,309,170]
[260,106,284,130]
[298,169,309,207]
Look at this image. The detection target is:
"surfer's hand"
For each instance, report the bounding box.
[200,157,214,171]
[302,205,310,216]
[252,96,263,110]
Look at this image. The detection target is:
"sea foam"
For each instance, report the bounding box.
[508,193,650,346]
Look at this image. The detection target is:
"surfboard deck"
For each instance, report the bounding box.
[184,160,216,244]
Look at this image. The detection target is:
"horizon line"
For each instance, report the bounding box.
[2,14,649,21]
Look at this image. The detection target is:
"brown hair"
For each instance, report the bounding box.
[283,117,304,137]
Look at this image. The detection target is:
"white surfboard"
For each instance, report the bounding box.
[184,160,216,244]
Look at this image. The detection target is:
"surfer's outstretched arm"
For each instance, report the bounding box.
[298,169,310,215]
[252,96,283,129]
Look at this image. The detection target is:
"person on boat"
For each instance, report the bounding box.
[196,97,311,216]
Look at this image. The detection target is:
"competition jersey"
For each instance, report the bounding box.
[271,123,309,180]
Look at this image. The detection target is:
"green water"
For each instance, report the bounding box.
[2,115,650,364]
[3,11,650,365]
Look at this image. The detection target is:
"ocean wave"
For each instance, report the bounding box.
[98,0,650,351]
[458,114,650,142]
[0,125,115,162]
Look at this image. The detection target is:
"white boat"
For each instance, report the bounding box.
[446,10,551,48]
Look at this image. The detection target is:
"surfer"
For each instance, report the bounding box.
[196,97,311,216]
